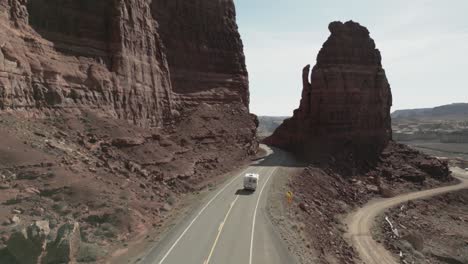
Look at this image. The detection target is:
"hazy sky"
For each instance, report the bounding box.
[234,0,468,116]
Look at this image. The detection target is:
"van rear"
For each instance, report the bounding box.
[243,173,259,191]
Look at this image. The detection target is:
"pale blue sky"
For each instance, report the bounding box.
[234,0,468,116]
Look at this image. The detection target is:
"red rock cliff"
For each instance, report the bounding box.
[0,0,176,127]
[151,0,249,108]
[0,0,251,127]
[265,21,393,159]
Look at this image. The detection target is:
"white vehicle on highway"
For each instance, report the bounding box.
[243,173,259,191]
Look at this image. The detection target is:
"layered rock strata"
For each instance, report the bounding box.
[1,0,174,127]
[265,21,392,159]
[0,1,257,261]
[0,0,251,128]
[151,0,249,107]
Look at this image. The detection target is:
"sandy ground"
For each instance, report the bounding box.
[266,165,311,263]
[372,171,468,264]
[404,140,468,161]
[345,167,468,264]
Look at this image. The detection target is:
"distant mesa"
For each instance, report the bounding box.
[392,103,468,120]
[392,103,468,143]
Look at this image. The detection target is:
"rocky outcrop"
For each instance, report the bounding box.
[44,222,81,264]
[5,221,93,264]
[376,142,450,183]
[6,221,50,264]
[265,21,392,160]
[0,0,251,128]
[265,21,451,183]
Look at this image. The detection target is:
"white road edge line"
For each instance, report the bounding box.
[157,168,248,264]
[204,195,241,264]
[249,166,278,264]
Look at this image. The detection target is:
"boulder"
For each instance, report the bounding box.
[366,184,379,193]
[160,203,172,212]
[6,221,50,264]
[43,222,81,264]
[402,232,424,251]
[10,215,21,225]
[76,243,105,263]
[417,159,450,180]
[379,186,396,198]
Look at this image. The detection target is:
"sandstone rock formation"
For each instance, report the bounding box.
[0,0,252,127]
[265,21,392,160]
[1,0,174,127]
[0,1,257,261]
[151,0,249,107]
[263,21,452,263]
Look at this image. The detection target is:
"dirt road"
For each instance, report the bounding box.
[345,168,468,264]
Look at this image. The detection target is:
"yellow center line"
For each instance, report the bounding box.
[203,194,241,264]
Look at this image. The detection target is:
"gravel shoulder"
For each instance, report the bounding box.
[266,165,310,263]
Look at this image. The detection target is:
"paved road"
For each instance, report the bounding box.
[139,146,295,264]
[346,167,468,264]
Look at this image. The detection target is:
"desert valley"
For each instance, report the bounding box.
[0,1,467,264]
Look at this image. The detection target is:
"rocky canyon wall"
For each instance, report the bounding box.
[151,0,249,108]
[0,0,176,127]
[265,21,393,160]
[0,2,257,261]
[0,0,251,127]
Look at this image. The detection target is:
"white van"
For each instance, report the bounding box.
[244,173,259,191]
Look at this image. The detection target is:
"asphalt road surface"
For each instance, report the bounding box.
[346,167,468,264]
[139,146,296,264]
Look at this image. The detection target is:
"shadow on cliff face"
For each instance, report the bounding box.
[250,146,306,168]
[27,0,113,62]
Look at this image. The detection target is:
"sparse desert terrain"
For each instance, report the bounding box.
[1,1,467,264]
[372,168,468,264]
